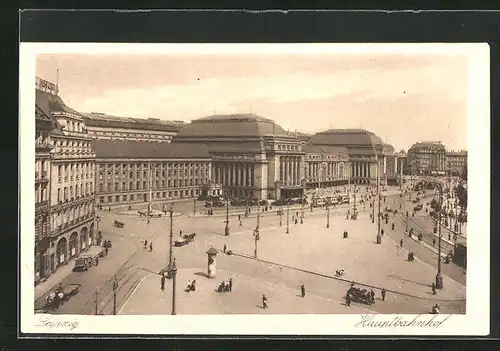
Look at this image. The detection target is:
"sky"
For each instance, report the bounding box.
[36,52,468,152]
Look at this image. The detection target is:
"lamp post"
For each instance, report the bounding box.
[279,206,283,226]
[301,197,304,224]
[253,229,260,258]
[326,205,330,228]
[166,204,174,279]
[376,161,382,244]
[112,276,118,315]
[193,198,196,218]
[286,201,290,234]
[257,199,261,230]
[168,258,178,315]
[147,163,155,224]
[435,187,444,289]
[371,198,375,223]
[224,190,230,236]
[94,286,99,315]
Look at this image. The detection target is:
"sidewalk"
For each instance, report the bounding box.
[34,262,74,301]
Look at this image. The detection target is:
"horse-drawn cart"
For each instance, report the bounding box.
[346,286,374,305]
[35,283,81,313]
[114,220,125,228]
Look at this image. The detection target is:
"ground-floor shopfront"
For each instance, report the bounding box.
[34,217,95,285]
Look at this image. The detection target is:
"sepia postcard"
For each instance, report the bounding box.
[20,43,490,336]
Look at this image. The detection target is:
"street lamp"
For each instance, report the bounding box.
[257,199,261,230]
[112,276,118,315]
[164,204,175,279]
[326,205,330,228]
[193,198,196,218]
[167,258,178,315]
[253,229,260,258]
[224,190,230,236]
[279,205,283,226]
[286,200,290,234]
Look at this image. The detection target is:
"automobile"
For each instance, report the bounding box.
[174,238,190,247]
[149,210,163,218]
[413,204,423,211]
[73,256,92,271]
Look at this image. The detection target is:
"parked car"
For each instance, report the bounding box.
[174,238,190,247]
[74,257,92,271]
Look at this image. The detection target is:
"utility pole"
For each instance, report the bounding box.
[224,190,230,236]
[171,258,178,315]
[257,200,261,230]
[279,206,283,226]
[436,187,444,289]
[376,161,382,244]
[254,229,260,258]
[166,204,174,279]
[193,198,196,218]
[94,286,99,315]
[301,196,304,224]
[326,205,330,228]
[286,201,290,234]
[112,277,118,315]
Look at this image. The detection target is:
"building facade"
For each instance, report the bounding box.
[34,100,55,283]
[94,140,213,208]
[36,78,97,277]
[446,150,467,177]
[303,144,351,189]
[82,112,184,143]
[407,141,447,175]
[308,129,391,185]
[172,114,307,200]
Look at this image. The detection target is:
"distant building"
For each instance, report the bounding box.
[395,150,408,176]
[172,114,306,200]
[308,129,398,185]
[303,144,351,189]
[82,112,184,143]
[407,141,447,176]
[93,140,213,208]
[35,77,97,281]
[446,150,467,177]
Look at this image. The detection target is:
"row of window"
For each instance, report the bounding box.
[93,131,173,139]
[98,177,206,193]
[57,182,94,203]
[51,201,94,231]
[99,162,209,170]
[98,189,199,204]
[98,168,209,180]
[63,120,85,134]
[58,163,95,183]
[53,139,92,152]
[35,183,49,204]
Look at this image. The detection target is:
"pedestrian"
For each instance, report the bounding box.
[95,257,99,266]
[238,214,241,221]
[105,246,108,255]
[392,222,395,231]
[432,282,437,295]
[144,240,148,249]
[149,242,153,252]
[346,293,351,307]
[301,284,306,298]
[262,294,268,309]
[400,239,403,248]
[381,229,384,236]
[295,218,298,224]
[433,238,436,247]
[161,274,165,291]
[381,288,386,301]
[191,280,196,292]
[229,278,233,292]
[179,230,183,237]
[223,244,227,254]
[240,220,242,227]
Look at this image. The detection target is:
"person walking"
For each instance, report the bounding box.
[300,284,306,298]
[95,257,99,266]
[346,293,351,307]
[262,294,268,309]
[400,239,403,248]
[161,273,165,291]
[223,244,227,254]
[229,278,233,292]
[432,282,437,295]
[149,242,153,252]
[392,222,395,231]
[144,240,148,249]
[105,246,108,256]
[381,288,386,301]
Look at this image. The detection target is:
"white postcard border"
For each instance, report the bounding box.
[20,43,490,336]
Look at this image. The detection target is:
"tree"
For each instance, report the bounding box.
[454,183,467,209]
[460,165,467,181]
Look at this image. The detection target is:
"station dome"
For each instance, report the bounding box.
[173,113,289,139]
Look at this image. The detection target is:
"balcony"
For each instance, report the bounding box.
[35,140,52,151]
[35,200,49,212]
